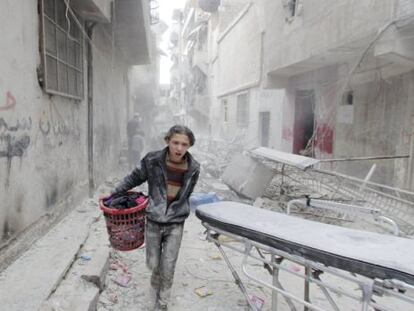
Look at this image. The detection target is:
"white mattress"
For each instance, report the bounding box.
[196,201,414,284]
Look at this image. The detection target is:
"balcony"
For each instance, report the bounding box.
[115,0,152,65]
[265,0,405,86]
[71,0,112,23]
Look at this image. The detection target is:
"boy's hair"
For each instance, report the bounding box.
[164,125,196,146]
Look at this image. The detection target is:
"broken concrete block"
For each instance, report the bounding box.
[194,286,213,297]
[40,279,99,311]
[222,153,274,199]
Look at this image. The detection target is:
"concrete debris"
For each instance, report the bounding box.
[108,293,119,304]
[211,182,229,191]
[222,153,274,199]
[209,254,222,261]
[250,295,265,310]
[194,286,213,297]
[237,298,248,306]
[109,259,130,274]
[112,274,132,288]
[80,254,92,261]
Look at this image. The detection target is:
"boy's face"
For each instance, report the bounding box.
[167,134,190,162]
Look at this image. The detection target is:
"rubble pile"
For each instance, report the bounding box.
[192,138,244,179]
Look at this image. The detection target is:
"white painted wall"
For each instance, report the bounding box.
[208,2,287,149]
[264,0,395,75]
[397,0,414,19]
[256,89,285,150]
[216,3,262,97]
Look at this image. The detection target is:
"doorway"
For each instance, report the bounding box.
[293,90,315,155]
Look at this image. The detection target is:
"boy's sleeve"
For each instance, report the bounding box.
[114,157,148,193]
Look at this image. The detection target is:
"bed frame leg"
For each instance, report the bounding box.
[271,255,279,311]
[214,241,259,311]
[304,267,311,310]
[361,283,374,311]
[313,271,341,311]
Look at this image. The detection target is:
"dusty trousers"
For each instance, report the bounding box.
[145,220,184,309]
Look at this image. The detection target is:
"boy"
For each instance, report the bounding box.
[113,125,200,311]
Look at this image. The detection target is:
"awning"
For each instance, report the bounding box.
[70,0,111,23]
[115,0,152,65]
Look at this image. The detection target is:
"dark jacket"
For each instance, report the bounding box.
[115,147,200,223]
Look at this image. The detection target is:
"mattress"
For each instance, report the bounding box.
[196,201,414,285]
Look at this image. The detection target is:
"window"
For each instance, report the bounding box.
[236,93,249,128]
[283,0,303,22]
[222,99,228,122]
[40,0,84,99]
[288,0,297,17]
[345,91,354,105]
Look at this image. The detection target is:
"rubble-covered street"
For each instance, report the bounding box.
[2,0,414,310]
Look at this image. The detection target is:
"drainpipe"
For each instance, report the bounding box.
[408,115,414,191]
[87,22,97,198]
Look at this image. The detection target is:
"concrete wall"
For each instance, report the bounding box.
[92,23,130,185]
[0,1,131,242]
[207,2,287,149]
[334,70,414,188]
[264,0,395,75]
[216,88,285,149]
[216,3,262,97]
[260,0,414,189]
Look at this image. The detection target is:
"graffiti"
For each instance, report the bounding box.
[38,102,80,139]
[52,121,70,136]
[39,118,51,136]
[39,113,71,137]
[0,134,31,187]
[0,117,32,132]
[0,134,31,158]
[0,92,16,111]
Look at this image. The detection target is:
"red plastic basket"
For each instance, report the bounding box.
[99,194,148,251]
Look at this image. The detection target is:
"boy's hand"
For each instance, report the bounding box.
[98,194,110,201]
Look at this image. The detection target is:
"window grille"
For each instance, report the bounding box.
[236,93,249,128]
[149,0,160,25]
[40,0,84,100]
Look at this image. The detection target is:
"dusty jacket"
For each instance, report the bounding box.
[115,147,200,223]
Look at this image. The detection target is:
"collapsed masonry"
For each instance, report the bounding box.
[195,141,414,237]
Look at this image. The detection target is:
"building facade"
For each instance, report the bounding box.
[0,0,153,246]
[263,0,414,188]
[173,0,414,188]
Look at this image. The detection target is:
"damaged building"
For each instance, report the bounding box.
[174,0,414,190]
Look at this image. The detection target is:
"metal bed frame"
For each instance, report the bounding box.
[201,222,414,311]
